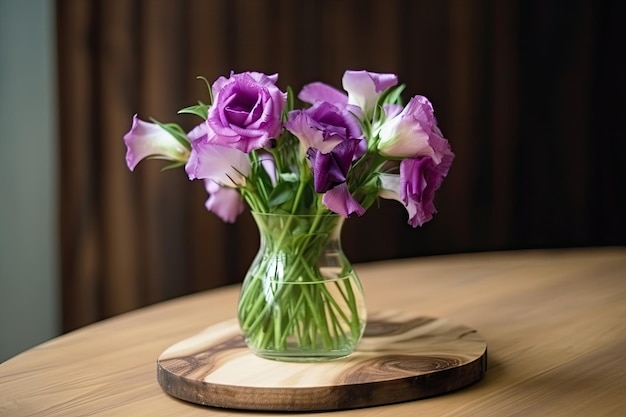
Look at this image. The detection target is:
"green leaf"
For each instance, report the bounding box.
[144,156,186,171]
[300,182,316,208]
[371,104,384,126]
[178,102,209,119]
[268,182,296,207]
[278,172,298,183]
[371,84,406,123]
[160,161,187,171]
[282,86,296,122]
[382,84,406,105]
[196,76,213,104]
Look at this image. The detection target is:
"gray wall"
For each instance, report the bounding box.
[0,0,60,362]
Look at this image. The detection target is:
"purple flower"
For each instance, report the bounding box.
[342,70,398,117]
[203,180,244,223]
[286,99,367,217]
[307,139,365,217]
[379,150,454,227]
[378,96,449,162]
[306,139,361,193]
[285,101,363,154]
[185,127,251,187]
[123,115,189,171]
[207,71,286,153]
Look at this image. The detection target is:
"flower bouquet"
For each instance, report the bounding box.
[124,70,454,361]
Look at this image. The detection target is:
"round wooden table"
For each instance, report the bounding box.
[1,247,625,416]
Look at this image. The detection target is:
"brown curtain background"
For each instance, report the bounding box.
[57,0,626,332]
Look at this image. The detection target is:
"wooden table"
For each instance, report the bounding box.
[1,247,625,416]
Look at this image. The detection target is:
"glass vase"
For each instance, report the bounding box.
[237,212,366,362]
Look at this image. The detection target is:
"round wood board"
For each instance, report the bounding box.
[157,311,487,411]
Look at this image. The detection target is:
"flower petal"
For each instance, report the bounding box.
[378,173,402,202]
[204,180,244,223]
[398,153,454,227]
[298,82,348,105]
[187,120,212,142]
[307,138,362,193]
[284,110,342,154]
[259,152,278,186]
[123,115,188,171]
[322,183,366,217]
[342,70,398,116]
[185,140,250,187]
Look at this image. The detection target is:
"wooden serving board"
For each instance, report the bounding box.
[157,311,487,411]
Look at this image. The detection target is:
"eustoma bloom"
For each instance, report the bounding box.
[122,69,454,227]
[123,115,190,171]
[377,95,449,160]
[206,71,286,153]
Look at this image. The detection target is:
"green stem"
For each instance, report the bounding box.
[237,213,365,358]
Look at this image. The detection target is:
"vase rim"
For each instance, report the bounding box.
[250,211,342,218]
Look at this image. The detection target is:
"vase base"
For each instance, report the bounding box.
[157,310,487,411]
[251,349,353,362]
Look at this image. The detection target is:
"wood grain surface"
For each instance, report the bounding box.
[157,312,487,411]
[1,247,625,416]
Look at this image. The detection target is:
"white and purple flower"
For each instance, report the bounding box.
[379,149,454,227]
[377,95,448,162]
[123,115,189,171]
[342,70,398,117]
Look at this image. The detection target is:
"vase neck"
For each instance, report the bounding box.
[250,212,345,253]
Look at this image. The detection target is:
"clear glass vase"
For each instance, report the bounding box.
[237,212,366,362]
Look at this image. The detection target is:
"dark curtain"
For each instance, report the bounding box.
[57,0,626,332]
